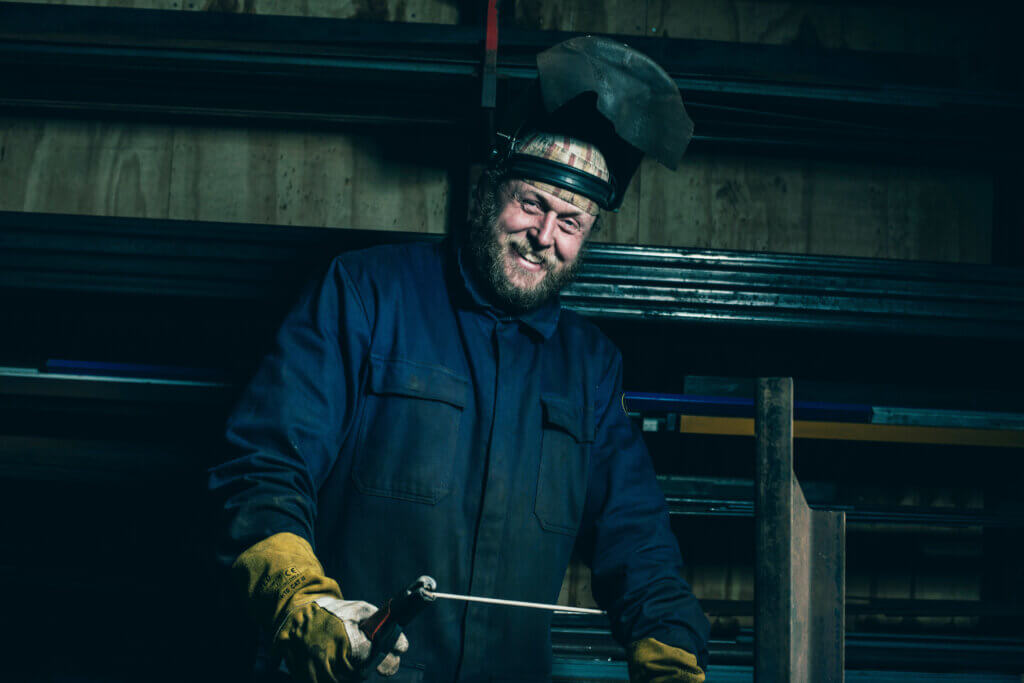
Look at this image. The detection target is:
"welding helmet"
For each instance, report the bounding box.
[490,36,693,211]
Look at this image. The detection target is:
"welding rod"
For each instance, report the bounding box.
[423,590,606,615]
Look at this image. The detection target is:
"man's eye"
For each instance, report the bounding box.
[521,200,542,213]
[559,219,581,234]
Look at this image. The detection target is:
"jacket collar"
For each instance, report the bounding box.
[449,242,561,340]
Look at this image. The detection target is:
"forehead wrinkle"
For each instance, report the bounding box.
[518,181,586,218]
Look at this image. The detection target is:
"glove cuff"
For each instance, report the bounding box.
[231,532,343,635]
[627,637,705,683]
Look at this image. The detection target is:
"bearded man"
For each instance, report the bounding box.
[208,37,709,683]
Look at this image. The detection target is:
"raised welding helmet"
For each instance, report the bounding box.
[490,36,693,212]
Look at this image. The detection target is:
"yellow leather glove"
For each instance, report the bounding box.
[627,637,705,683]
[231,532,407,681]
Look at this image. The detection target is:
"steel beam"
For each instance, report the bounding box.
[755,377,845,682]
[3,211,1024,340]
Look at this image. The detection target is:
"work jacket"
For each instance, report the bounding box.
[209,239,709,682]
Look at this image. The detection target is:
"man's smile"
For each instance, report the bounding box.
[510,241,550,273]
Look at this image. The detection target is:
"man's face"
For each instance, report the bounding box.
[468,179,597,313]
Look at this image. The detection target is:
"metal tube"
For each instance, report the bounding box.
[423,590,606,615]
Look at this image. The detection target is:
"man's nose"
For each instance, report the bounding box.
[531,211,558,248]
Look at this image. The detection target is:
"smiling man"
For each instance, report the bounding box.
[467,132,603,312]
[209,37,709,683]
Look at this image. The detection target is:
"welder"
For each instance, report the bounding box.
[208,36,710,682]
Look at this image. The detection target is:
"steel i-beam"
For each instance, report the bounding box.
[755,377,846,681]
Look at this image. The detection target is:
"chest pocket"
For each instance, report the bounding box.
[535,394,594,535]
[353,356,468,504]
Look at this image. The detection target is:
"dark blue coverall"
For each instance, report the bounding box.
[208,240,709,682]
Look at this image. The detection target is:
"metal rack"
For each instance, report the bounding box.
[1,2,1022,161]
[4,211,1023,338]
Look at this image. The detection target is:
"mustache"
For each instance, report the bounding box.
[510,240,555,270]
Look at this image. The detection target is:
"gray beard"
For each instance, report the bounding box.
[466,217,584,314]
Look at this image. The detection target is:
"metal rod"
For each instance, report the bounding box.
[423,590,606,615]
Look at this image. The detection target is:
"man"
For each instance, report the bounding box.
[208,37,709,683]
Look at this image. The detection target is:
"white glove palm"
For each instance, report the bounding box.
[312,597,410,677]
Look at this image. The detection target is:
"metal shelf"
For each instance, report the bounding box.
[0,365,228,404]
[1,2,1021,160]
[658,474,1022,527]
[551,616,1024,674]
[3,211,1023,339]
[552,658,1022,683]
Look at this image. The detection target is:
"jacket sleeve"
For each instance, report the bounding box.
[207,258,372,568]
[579,349,710,669]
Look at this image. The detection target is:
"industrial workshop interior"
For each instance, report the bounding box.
[1,1,1022,682]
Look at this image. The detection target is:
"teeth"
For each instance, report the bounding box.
[520,252,542,264]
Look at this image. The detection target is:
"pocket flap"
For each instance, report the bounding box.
[540,393,594,443]
[369,357,468,409]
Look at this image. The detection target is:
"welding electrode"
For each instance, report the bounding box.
[423,590,606,615]
[357,575,437,674]
[356,576,607,672]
